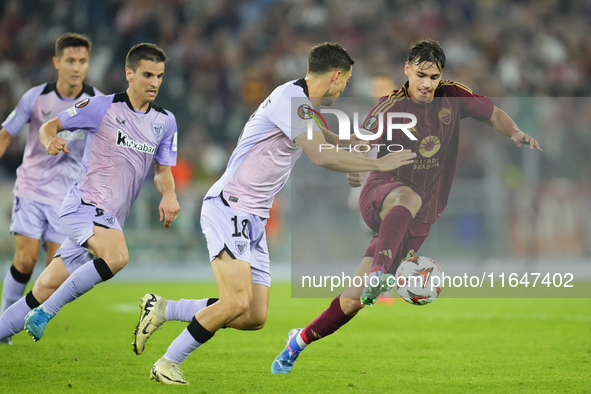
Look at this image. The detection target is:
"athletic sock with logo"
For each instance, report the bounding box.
[372,205,413,272]
[299,296,355,346]
[43,258,114,316]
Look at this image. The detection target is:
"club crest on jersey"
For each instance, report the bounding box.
[438,107,452,125]
[297,104,313,119]
[235,241,248,255]
[151,123,164,137]
[75,98,90,108]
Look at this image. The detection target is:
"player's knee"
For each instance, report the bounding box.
[103,250,129,274]
[385,188,422,217]
[32,278,56,303]
[404,192,422,215]
[13,252,38,274]
[340,296,365,315]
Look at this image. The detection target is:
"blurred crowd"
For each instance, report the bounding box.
[0,0,590,185]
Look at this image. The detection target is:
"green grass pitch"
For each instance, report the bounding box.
[0,281,589,393]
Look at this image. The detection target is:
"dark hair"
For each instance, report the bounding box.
[125,43,168,71]
[407,39,446,71]
[308,42,354,74]
[55,33,91,58]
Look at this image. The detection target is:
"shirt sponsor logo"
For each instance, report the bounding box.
[104,216,116,225]
[418,136,441,158]
[75,98,90,108]
[67,107,77,117]
[152,123,164,137]
[116,129,156,154]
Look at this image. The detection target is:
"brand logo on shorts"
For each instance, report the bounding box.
[104,216,116,225]
[235,241,248,255]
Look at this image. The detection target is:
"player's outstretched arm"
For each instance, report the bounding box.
[0,129,14,158]
[154,161,180,229]
[295,131,415,173]
[484,106,543,152]
[319,125,365,148]
[346,143,375,188]
[39,116,69,155]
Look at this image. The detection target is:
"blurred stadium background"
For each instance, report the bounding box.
[0,0,589,285]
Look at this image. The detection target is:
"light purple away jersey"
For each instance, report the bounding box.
[57,91,177,226]
[205,79,319,218]
[2,82,100,207]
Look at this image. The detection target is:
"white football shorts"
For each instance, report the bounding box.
[200,195,271,287]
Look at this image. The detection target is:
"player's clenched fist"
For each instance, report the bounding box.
[46,137,70,155]
[159,192,180,229]
[377,149,416,172]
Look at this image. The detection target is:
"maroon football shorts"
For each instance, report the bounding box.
[359,176,431,274]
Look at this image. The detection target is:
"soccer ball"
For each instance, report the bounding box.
[395,256,442,305]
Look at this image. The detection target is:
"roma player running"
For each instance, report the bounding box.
[271,39,543,374]
[133,42,416,385]
[0,33,100,345]
[0,43,179,344]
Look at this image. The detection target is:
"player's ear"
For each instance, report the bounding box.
[332,69,342,83]
[125,67,134,82]
[52,56,59,70]
[404,62,410,77]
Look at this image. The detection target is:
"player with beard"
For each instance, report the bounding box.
[270,39,543,374]
[132,42,416,385]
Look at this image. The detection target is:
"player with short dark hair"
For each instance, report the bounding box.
[270,38,543,374]
[132,42,415,385]
[125,43,168,71]
[0,32,99,345]
[55,32,92,57]
[0,43,180,346]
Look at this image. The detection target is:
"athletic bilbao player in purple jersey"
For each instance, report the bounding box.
[0,33,100,345]
[271,39,543,374]
[130,43,415,385]
[0,43,179,344]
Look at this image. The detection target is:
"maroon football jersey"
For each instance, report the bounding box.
[362,80,494,224]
